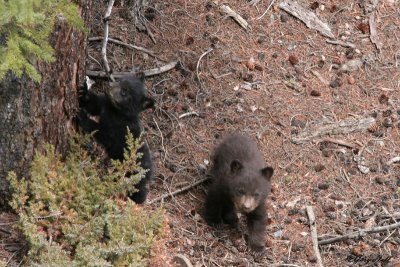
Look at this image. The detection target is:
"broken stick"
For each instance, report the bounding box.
[89,37,158,58]
[220,5,250,31]
[149,177,210,204]
[319,221,400,246]
[86,61,178,78]
[306,206,324,267]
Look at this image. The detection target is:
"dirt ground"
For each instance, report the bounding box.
[2,0,400,266]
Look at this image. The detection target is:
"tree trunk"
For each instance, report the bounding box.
[0,0,92,210]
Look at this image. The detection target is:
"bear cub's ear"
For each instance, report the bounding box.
[230,159,243,174]
[261,167,274,181]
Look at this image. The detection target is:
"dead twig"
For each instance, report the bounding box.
[89,37,158,58]
[319,221,400,246]
[279,0,334,38]
[306,206,324,267]
[101,0,116,81]
[311,70,329,85]
[220,5,250,31]
[318,137,356,149]
[149,177,210,204]
[196,48,213,92]
[326,39,356,49]
[340,168,362,198]
[257,0,277,20]
[86,61,178,78]
[179,111,200,119]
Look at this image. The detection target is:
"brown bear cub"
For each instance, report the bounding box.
[204,132,274,252]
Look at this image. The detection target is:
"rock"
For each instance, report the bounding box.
[280,13,289,23]
[318,183,330,190]
[173,254,193,267]
[375,176,384,184]
[314,164,325,172]
[329,77,343,88]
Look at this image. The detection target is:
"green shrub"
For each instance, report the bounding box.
[8,131,165,266]
[0,0,84,81]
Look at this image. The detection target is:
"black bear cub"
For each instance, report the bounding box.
[77,75,155,204]
[204,132,274,251]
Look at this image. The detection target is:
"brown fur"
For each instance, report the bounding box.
[204,132,273,251]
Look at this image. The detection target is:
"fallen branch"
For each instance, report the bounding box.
[319,221,400,246]
[220,5,250,31]
[279,1,334,38]
[101,0,116,81]
[326,39,356,49]
[86,61,178,78]
[89,37,158,58]
[306,206,324,267]
[292,115,376,144]
[149,177,210,204]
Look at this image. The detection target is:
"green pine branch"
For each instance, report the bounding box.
[0,0,85,82]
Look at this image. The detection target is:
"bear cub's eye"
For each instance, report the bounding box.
[120,90,127,96]
[235,188,245,196]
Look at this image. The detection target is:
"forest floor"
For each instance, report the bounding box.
[2,0,400,266]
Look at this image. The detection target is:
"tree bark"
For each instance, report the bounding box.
[0,0,92,210]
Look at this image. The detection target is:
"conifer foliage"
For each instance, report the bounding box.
[0,0,84,81]
[7,130,165,266]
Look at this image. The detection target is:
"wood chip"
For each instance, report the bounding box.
[279,0,334,38]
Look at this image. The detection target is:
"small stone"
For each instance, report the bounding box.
[346,48,355,59]
[292,243,305,252]
[280,13,289,23]
[291,118,306,128]
[318,183,330,190]
[309,256,318,263]
[257,35,267,44]
[281,218,292,225]
[326,211,337,220]
[314,164,325,172]
[288,209,298,216]
[330,77,343,88]
[347,76,356,85]
[297,217,308,224]
[310,90,321,97]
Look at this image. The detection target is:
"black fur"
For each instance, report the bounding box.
[77,75,155,203]
[204,132,273,251]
